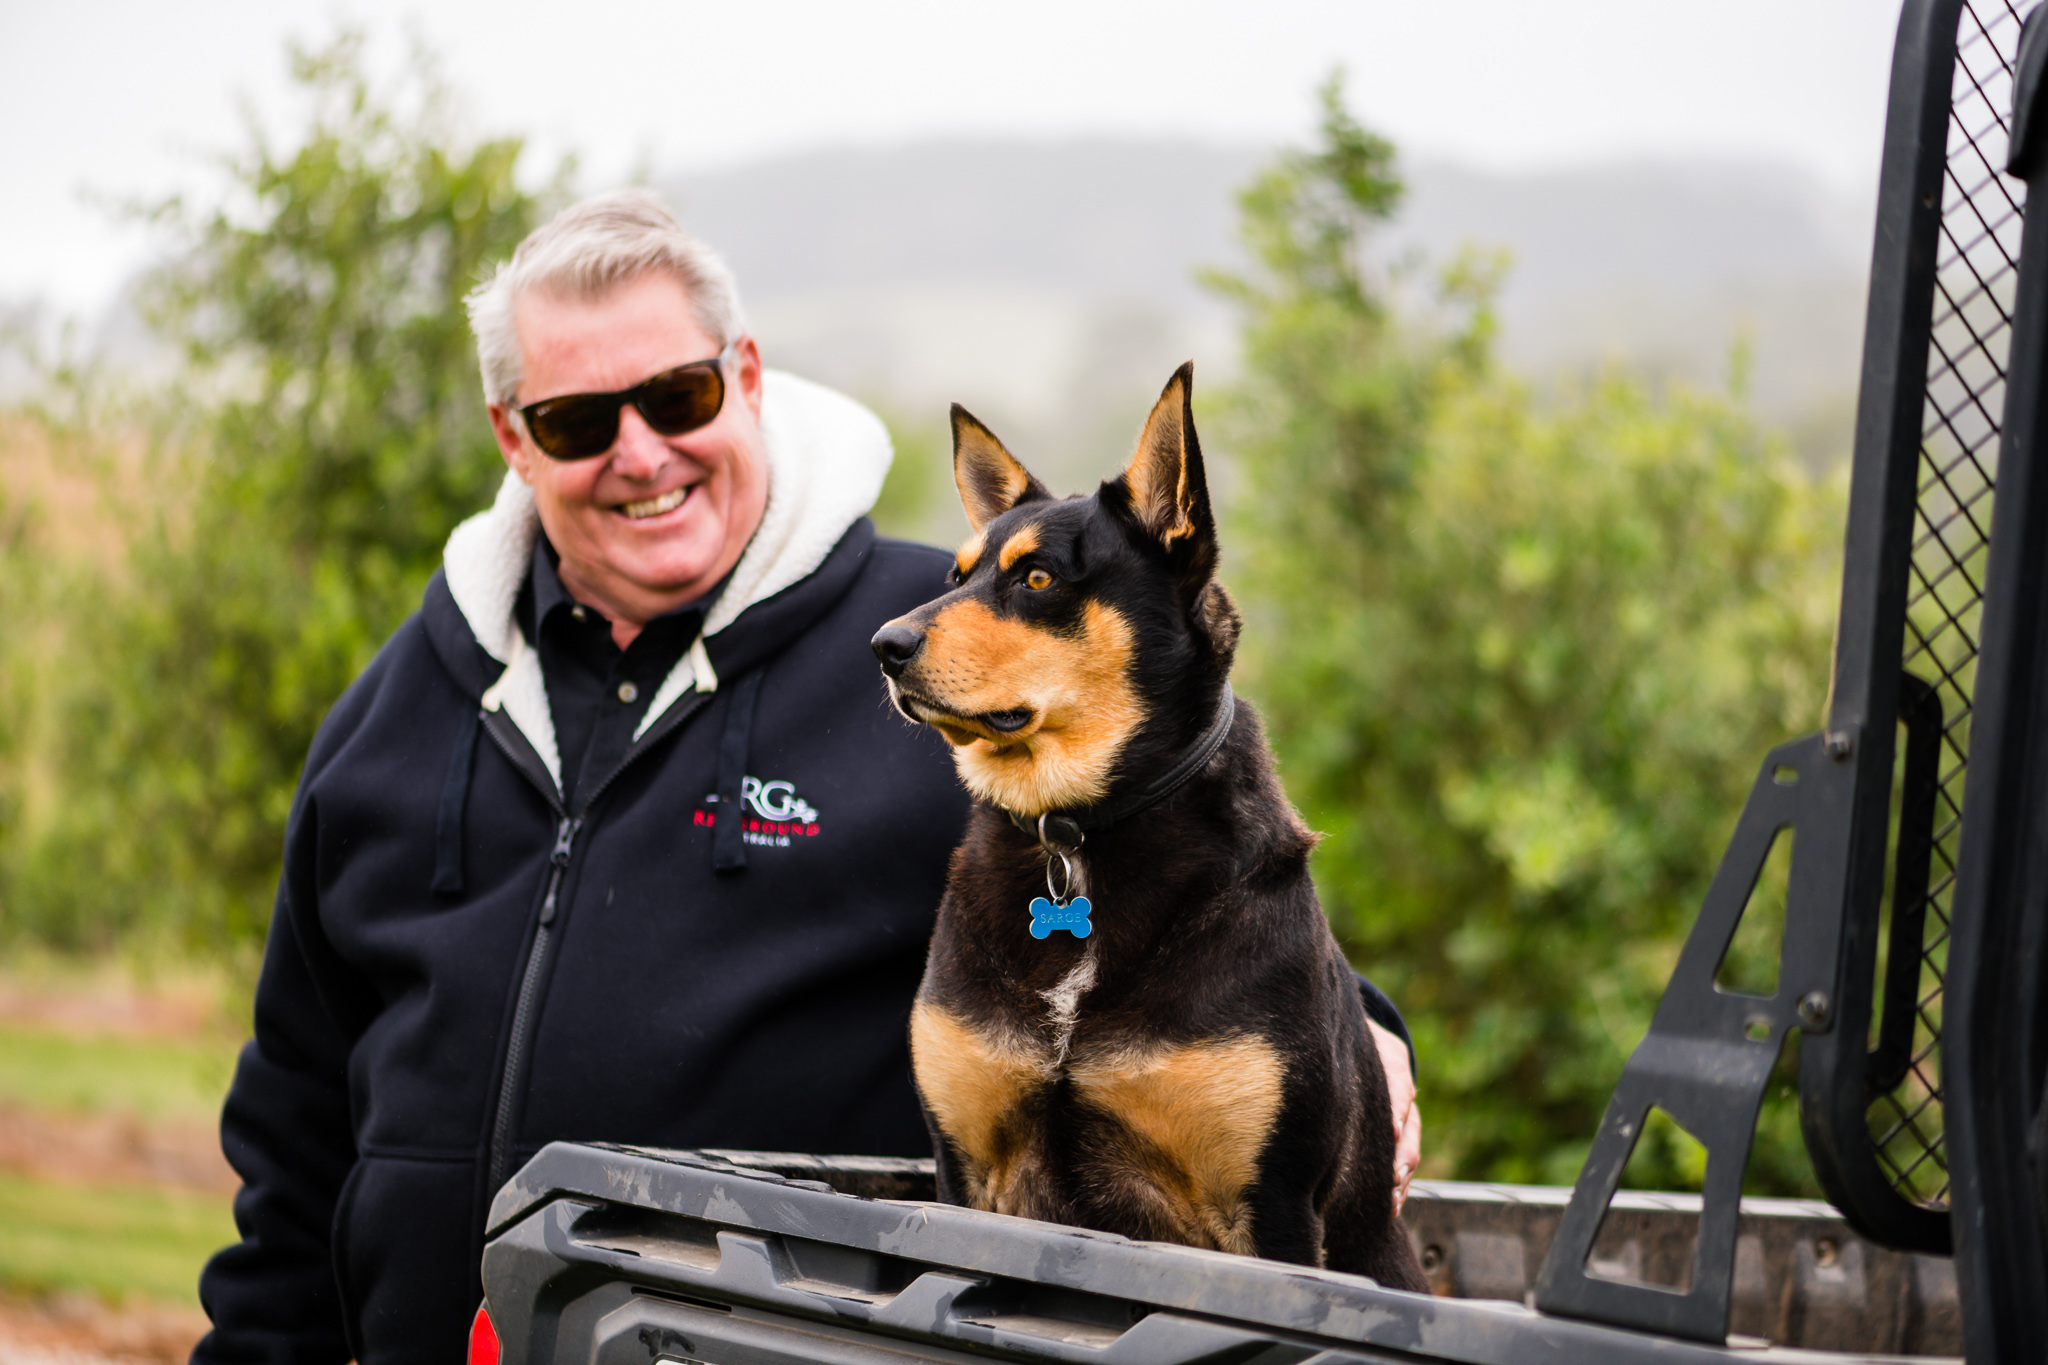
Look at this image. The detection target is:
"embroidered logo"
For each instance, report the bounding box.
[694,776,822,848]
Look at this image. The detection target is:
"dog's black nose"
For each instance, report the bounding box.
[871,623,924,676]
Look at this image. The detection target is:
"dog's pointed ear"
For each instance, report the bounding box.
[953,404,1050,531]
[1113,362,1212,561]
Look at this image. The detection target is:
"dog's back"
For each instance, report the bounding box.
[874,364,1425,1290]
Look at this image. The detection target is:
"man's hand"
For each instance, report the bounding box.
[1367,1018,1421,1216]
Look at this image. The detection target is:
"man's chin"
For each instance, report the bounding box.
[540,473,765,621]
[556,525,731,615]
[617,549,729,605]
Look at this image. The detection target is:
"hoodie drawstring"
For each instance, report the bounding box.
[432,708,483,895]
[712,668,767,874]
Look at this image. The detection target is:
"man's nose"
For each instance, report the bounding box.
[871,622,923,677]
[609,403,672,476]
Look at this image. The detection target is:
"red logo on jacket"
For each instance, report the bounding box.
[693,776,820,847]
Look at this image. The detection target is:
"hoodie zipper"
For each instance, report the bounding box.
[487,812,577,1194]
[478,691,715,1197]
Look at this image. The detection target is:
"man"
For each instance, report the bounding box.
[193,190,1418,1365]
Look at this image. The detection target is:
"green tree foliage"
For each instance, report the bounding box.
[5,33,556,957]
[1208,78,1844,1191]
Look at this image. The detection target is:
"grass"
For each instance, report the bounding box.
[0,964,244,1307]
[0,1023,237,1121]
[0,1169,235,1305]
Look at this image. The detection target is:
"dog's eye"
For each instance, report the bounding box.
[1024,569,1054,591]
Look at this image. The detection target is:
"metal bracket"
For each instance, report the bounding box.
[1534,732,1850,1342]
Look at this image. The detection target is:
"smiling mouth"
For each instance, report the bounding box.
[619,486,691,519]
[895,691,1037,744]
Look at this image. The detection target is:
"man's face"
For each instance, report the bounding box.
[488,272,768,627]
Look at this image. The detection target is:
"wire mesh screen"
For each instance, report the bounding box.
[1879,0,2034,1210]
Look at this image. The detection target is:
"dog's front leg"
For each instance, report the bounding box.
[1246,1184,1329,1267]
[924,1105,971,1206]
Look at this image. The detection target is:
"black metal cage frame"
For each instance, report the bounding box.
[1536,2,2048,1357]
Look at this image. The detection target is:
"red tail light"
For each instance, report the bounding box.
[468,1302,501,1365]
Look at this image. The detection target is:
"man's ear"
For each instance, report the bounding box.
[953,405,1050,531]
[731,335,765,422]
[1114,362,1212,556]
[488,403,536,485]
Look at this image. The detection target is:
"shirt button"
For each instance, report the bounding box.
[617,681,639,704]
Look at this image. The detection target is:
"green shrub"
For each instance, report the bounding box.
[4,32,560,958]
[1207,78,1842,1192]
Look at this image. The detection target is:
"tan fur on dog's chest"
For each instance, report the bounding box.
[909,1000,1286,1254]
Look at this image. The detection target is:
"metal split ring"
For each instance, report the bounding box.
[1045,850,1076,905]
[1036,811,1084,851]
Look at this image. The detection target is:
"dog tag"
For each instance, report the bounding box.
[1028,896,1093,939]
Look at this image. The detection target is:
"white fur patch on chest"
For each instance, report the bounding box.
[1039,948,1098,1066]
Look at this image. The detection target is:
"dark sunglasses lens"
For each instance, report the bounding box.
[527,397,622,460]
[635,365,725,435]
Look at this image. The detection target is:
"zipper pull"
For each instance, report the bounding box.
[539,818,581,925]
[551,816,581,865]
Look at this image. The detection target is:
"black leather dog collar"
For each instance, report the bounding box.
[1007,685,1236,851]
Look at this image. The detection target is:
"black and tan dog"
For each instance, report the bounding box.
[870,364,1426,1289]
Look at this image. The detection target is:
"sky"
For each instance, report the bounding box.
[1,0,1903,318]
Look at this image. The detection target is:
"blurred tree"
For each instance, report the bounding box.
[1206,77,1843,1192]
[6,31,559,957]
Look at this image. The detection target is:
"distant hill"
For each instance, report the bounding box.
[1403,160,1869,447]
[661,141,1871,497]
[666,142,1266,315]
[6,141,1871,502]
[660,142,1263,500]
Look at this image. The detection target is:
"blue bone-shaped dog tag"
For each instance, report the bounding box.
[1029,896,1093,939]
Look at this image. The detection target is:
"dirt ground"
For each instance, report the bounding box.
[0,973,228,1043]
[0,1291,210,1365]
[0,1106,234,1197]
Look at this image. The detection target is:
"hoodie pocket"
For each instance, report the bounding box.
[329,1150,479,1365]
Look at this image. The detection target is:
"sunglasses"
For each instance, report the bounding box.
[514,343,739,460]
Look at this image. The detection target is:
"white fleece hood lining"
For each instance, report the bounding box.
[443,369,893,788]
